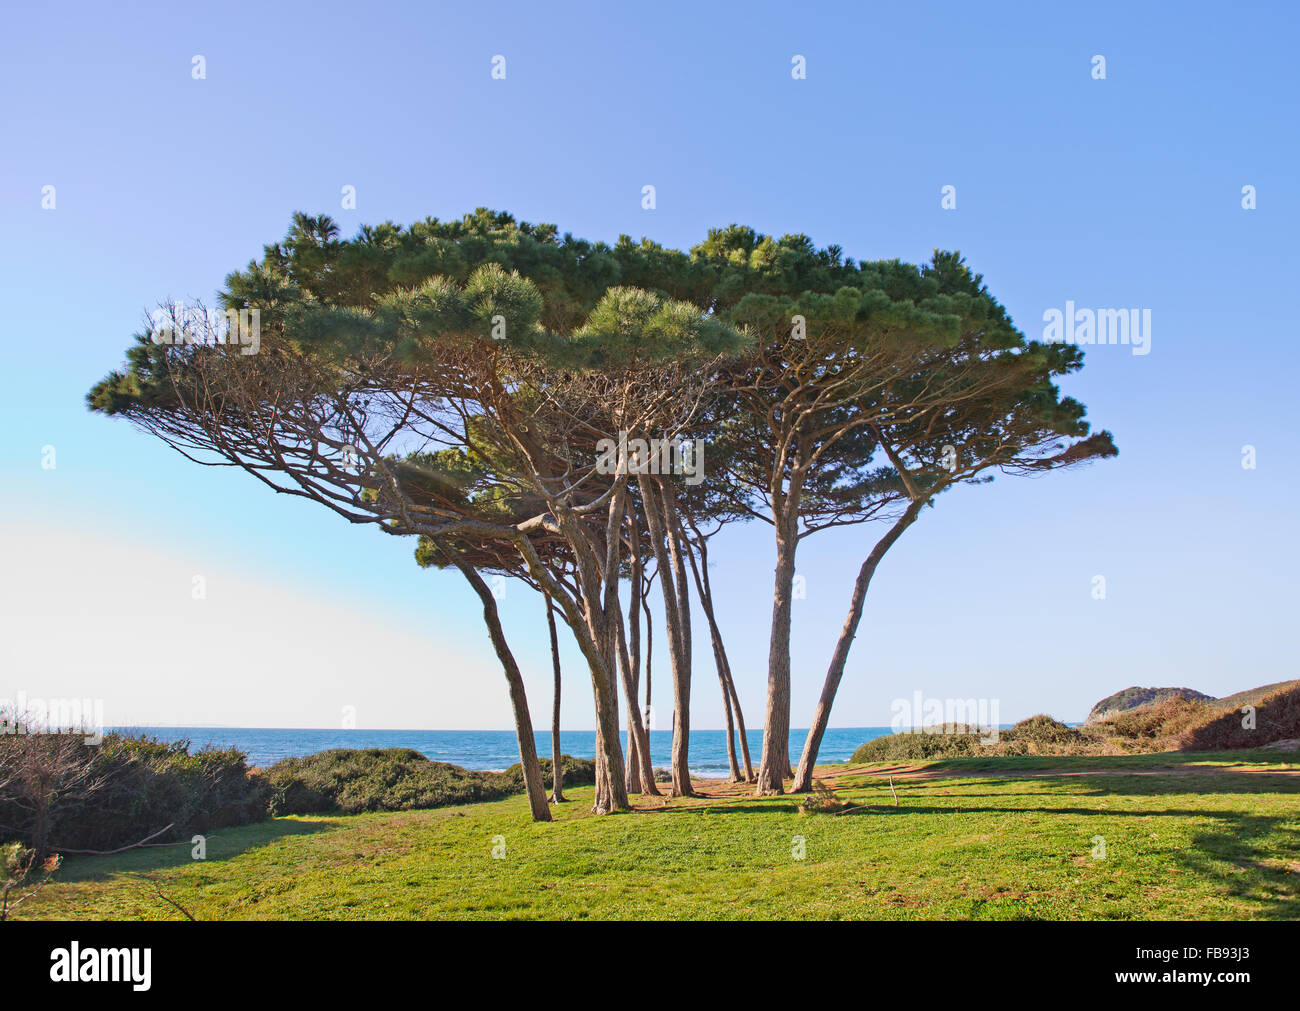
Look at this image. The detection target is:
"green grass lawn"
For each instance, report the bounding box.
[15,753,1300,920]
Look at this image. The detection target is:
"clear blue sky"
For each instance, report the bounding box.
[2,0,1296,731]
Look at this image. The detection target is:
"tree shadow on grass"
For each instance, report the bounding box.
[834,764,1300,816]
[833,773,1300,919]
[916,751,1300,774]
[1174,818,1300,918]
[897,779,1300,803]
[1061,771,1296,798]
[52,817,334,883]
[637,801,803,817]
[851,768,1300,797]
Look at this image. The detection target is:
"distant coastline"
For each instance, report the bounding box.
[110,726,897,775]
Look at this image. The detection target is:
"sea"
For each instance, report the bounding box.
[109,726,895,777]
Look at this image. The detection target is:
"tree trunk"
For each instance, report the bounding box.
[508,535,628,814]
[688,523,754,780]
[683,529,744,781]
[545,594,566,803]
[616,611,661,795]
[642,581,653,728]
[660,482,696,796]
[639,475,694,797]
[591,476,638,813]
[621,513,661,795]
[624,709,644,794]
[727,672,754,782]
[607,504,659,796]
[445,550,551,822]
[590,601,623,814]
[756,520,798,795]
[642,582,654,778]
[720,669,740,781]
[625,521,643,795]
[586,641,628,815]
[593,609,620,811]
[791,501,924,792]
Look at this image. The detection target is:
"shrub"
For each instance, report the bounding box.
[847,684,1300,763]
[1005,715,1077,747]
[798,780,853,815]
[1,840,61,921]
[261,748,510,815]
[262,749,600,815]
[60,736,270,850]
[851,724,987,763]
[499,755,595,792]
[0,730,269,854]
[1179,683,1300,750]
[1101,696,1209,741]
[1085,686,1213,724]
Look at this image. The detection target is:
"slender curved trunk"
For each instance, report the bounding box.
[683,529,747,782]
[791,500,924,792]
[639,475,694,796]
[508,535,627,814]
[591,473,652,808]
[726,673,754,782]
[625,519,643,794]
[621,515,661,795]
[622,677,645,792]
[642,584,653,727]
[491,400,630,814]
[688,526,753,780]
[616,611,660,795]
[719,670,740,781]
[545,595,566,803]
[445,550,551,822]
[661,482,696,794]
[756,519,798,795]
[606,496,657,796]
[642,583,654,779]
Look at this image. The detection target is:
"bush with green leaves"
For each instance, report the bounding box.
[850,724,987,763]
[1005,715,1077,747]
[261,748,505,815]
[500,755,595,793]
[261,748,597,815]
[0,731,269,853]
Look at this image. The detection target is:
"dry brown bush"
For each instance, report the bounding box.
[1179,683,1300,750]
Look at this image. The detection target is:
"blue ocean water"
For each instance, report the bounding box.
[110,726,894,776]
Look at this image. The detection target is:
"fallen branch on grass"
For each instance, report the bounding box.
[54,823,176,856]
[835,778,900,816]
[134,873,196,921]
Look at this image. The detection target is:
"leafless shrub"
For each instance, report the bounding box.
[0,714,108,860]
